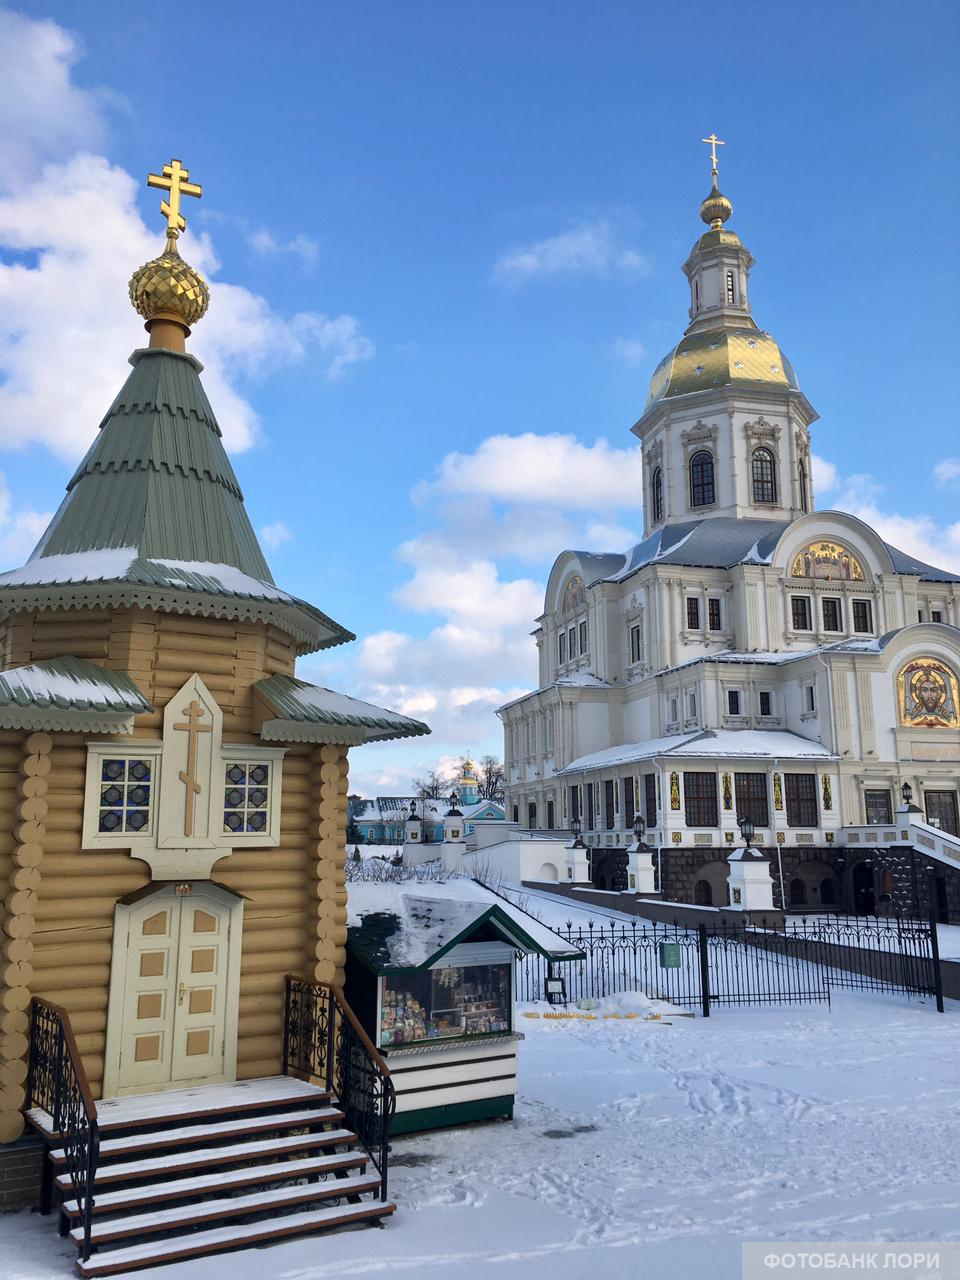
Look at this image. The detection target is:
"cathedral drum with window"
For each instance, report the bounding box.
[0,161,429,1147]
[499,142,960,922]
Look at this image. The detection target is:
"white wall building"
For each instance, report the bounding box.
[498,165,960,918]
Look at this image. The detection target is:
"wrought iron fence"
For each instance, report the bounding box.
[517,913,943,1015]
[25,997,99,1262]
[283,977,396,1199]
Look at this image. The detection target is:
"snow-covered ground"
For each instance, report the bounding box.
[2,992,956,1280]
[3,882,956,1280]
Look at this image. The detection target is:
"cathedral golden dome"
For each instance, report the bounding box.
[129,231,209,330]
[699,178,733,230]
[646,327,799,408]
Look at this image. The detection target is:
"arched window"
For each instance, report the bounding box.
[689,451,715,507]
[651,466,663,523]
[799,459,808,513]
[752,447,777,504]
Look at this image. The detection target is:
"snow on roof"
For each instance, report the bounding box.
[555,671,613,688]
[558,728,835,775]
[0,547,139,586]
[0,655,151,714]
[255,674,430,743]
[347,876,581,967]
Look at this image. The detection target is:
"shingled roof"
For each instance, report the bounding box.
[0,655,152,733]
[0,347,353,654]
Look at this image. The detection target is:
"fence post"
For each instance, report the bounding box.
[929,910,945,1014]
[697,923,711,1018]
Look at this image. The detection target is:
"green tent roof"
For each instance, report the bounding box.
[35,348,271,577]
[0,347,354,654]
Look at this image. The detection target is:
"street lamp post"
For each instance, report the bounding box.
[571,816,584,849]
[633,813,648,848]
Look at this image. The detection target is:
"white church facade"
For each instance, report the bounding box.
[498,157,960,921]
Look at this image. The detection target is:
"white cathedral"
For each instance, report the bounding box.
[498,155,960,920]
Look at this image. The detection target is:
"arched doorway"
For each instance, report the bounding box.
[789,878,807,906]
[852,862,875,915]
[693,860,730,907]
[694,879,712,906]
[820,877,837,906]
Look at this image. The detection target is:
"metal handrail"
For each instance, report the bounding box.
[283,976,396,1200]
[25,997,99,1262]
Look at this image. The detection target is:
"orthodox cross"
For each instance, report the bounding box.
[701,133,726,180]
[147,159,203,235]
[174,699,212,837]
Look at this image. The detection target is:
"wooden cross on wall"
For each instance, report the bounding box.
[174,699,212,837]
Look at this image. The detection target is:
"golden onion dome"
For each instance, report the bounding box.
[699,179,733,230]
[129,231,210,330]
[645,328,799,408]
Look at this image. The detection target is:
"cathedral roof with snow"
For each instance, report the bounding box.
[557,728,837,775]
[566,516,960,588]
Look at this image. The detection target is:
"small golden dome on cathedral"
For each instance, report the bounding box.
[129,231,210,329]
[700,179,734,231]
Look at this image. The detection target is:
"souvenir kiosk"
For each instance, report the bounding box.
[345,880,580,1133]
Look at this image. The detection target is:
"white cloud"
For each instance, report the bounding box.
[0,472,52,567]
[584,518,638,548]
[826,471,960,575]
[811,453,838,494]
[0,10,109,175]
[0,13,373,461]
[494,221,648,285]
[934,459,960,487]
[247,228,319,269]
[417,433,644,510]
[613,337,647,364]
[260,520,293,551]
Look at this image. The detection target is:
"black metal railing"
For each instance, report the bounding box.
[283,977,395,1199]
[517,913,944,1015]
[25,997,99,1261]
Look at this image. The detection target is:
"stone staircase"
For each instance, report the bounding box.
[31,1075,395,1276]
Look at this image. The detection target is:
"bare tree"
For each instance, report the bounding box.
[412,767,453,800]
[477,753,505,801]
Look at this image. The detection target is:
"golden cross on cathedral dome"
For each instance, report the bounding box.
[147,158,203,235]
[701,132,726,179]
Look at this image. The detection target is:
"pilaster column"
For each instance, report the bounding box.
[306,744,349,986]
[0,732,52,1143]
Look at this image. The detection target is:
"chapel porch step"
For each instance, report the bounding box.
[60,1150,369,1217]
[56,1127,358,1190]
[69,1173,384,1245]
[49,1105,345,1164]
[27,1075,332,1141]
[73,1201,398,1278]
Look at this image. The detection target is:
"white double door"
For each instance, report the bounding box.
[107,883,242,1096]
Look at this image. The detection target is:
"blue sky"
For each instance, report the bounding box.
[0,2,958,793]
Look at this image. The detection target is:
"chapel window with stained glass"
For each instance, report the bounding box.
[99,758,153,834]
[223,762,271,834]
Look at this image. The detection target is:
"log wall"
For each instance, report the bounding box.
[0,605,350,1137]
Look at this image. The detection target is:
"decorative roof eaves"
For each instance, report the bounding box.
[260,715,427,746]
[634,381,817,435]
[0,707,138,734]
[0,584,353,656]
